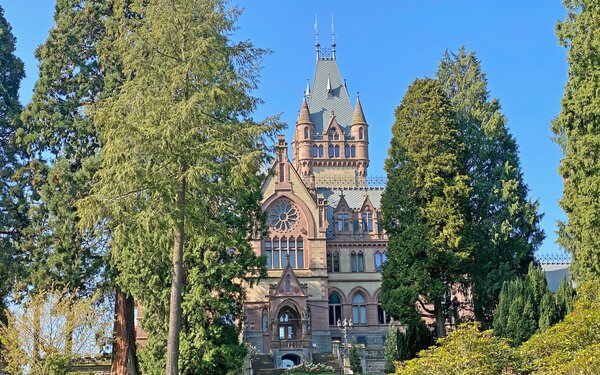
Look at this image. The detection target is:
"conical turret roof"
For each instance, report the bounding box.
[351,97,367,125]
[297,97,313,125]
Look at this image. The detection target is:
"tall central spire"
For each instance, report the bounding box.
[314,15,320,61]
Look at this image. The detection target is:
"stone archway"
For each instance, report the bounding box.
[281,353,301,368]
[276,305,302,342]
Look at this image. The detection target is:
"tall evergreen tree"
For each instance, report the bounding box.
[436,47,544,325]
[553,0,600,283]
[0,4,26,324]
[19,1,139,371]
[493,263,571,345]
[381,78,471,338]
[78,0,280,373]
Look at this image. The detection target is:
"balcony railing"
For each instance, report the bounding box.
[278,340,304,349]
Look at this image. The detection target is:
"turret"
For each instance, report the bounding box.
[351,96,369,176]
[292,97,315,177]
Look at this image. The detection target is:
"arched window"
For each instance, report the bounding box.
[304,127,309,139]
[334,145,340,157]
[285,275,291,293]
[377,296,389,324]
[375,251,387,272]
[351,251,365,272]
[350,145,356,157]
[272,237,280,269]
[281,237,289,268]
[328,144,334,158]
[328,293,342,325]
[278,308,296,340]
[362,210,373,232]
[359,127,364,140]
[352,293,367,324]
[297,238,304,268]
[307,307,312,333]
[377,211,383,232]
[327,251,340,273]
[264,240,272,269]
[312,145,318,157]
[319,145,324,157]
[262,309,269,332]
[328,131,334,141]
[334,131,340,140]
[344,145,350,158]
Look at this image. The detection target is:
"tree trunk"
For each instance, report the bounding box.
[33,302,40,360]
[111,285,139,375]
[165,162,186,375]
[65,297,75,356]
[434,299,447,338]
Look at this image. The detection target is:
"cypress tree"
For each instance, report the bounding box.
[0,4,26,324]
[555,277,576,317]
[381,78,471,338]
[553,0,600,283]
[436,47,544,326]
[78,0,280,373]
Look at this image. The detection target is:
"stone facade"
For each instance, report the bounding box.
[243,42,390,371]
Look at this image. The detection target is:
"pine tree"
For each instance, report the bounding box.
[553,1,600,283]
[78,1,280,373]
[0,4,26,325]
[381,78,471,338]
[555,277,576,317]
[384,321,399,373]
[436,47,544,326]
[19,1,139,370]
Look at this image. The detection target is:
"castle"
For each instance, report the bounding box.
[242,30,389,372]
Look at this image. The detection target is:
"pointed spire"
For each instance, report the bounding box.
[297,97,313,125]
[331,14,336,60]
[314,15,320,60]
[352,95,367,125]
[326,75,332,93]
[305,79,311,99]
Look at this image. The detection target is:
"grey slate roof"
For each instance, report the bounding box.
[319,187,384,210]
[308,59,354,136]
[540,262,571,292]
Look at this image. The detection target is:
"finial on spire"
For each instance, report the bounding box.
[331,14,336,60]
[326,75,332,94]
[305,79,311,99]
[314,15,320,60]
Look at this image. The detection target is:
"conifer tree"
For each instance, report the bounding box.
[19,1,139,371]
[0,4,26,325]
[436,47,544,325]
[553,0,600,283]
[381,78,471,338]
[79,1,280,373]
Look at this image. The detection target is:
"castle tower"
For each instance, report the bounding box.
[291,36,370,188]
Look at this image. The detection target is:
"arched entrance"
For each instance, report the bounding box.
[281,354,300,368]
[277,306,302,341]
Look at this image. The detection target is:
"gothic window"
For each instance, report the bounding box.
[264,240,272,269]
[334,132,340,140]
[304,127,309,139]
[318,145,324,157]
[334,145,340,157]
[358,252,364,272]
[278,309,295,340]
[350,145,356,157]
[307,308,312,333]
[359,127,364,140]
[328,293,342,325]
[377,211,383,232]
[337,212,350,232]
[351,252,364,272]
[328,144,334,158]
[352,293,367,324]
[312,145,318,157]
[344,145,350,158]
[285,275,291,293]
[262,309,269,332]
[272,238,280,269]
[297,238,304,268]
[377,296,389,324]
[327,251,340,272]
[362,210,373,232]
[328,132,334,141]
[374,251,387,272]
[353,215,359,232]
[269,201,298,232]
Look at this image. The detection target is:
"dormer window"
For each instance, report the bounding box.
[337,212,350,232]
[362,210,374,232]
[328,130,340,141]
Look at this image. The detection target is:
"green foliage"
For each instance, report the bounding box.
[493,263,574,345]
[385,320,434,373]
[553,0,600,283]
[436,47,544,326]
[0,4,27,324]
[41,354,71,375]
[381,77,471,337]
[78,0,281,373]
[395,324,520,375]
[349,344,362,374]
[17,0,115,302]
[519,281,600,374]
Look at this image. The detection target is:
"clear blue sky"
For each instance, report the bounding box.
[2,1,568,257]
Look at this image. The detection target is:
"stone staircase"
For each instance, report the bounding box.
[251,353,342,375]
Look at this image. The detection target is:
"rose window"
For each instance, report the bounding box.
[269,201,298,232]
